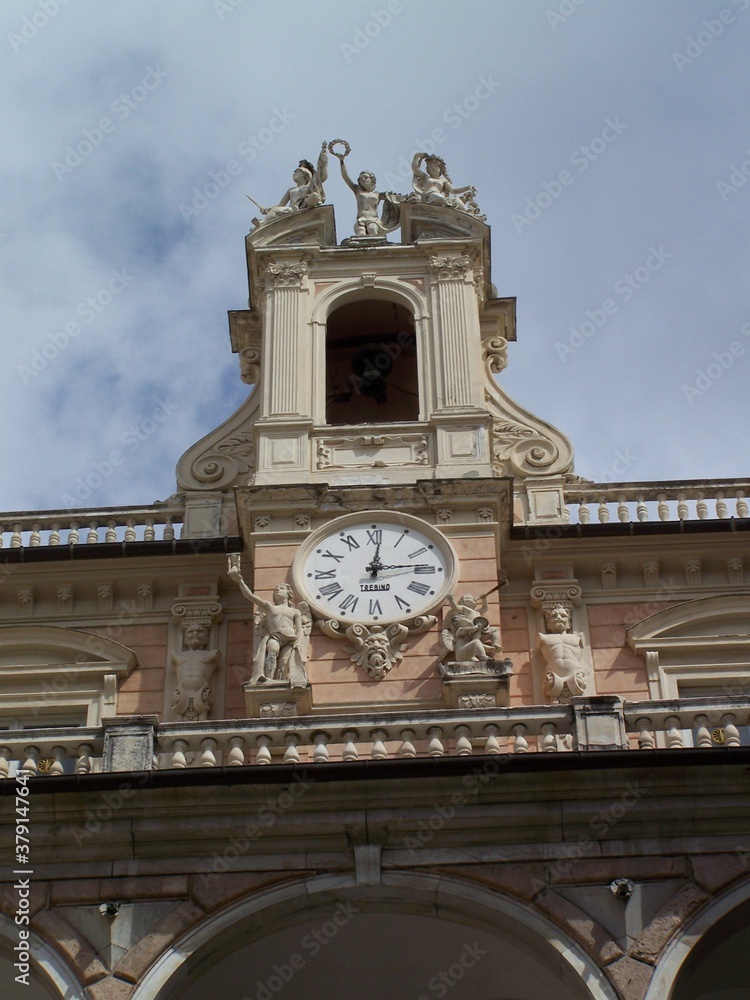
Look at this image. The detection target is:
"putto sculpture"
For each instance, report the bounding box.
[227,556,310,689]
[410,152,482,217]
[248,142,328,227]
[171,624,220,722]
[537,604,587,703]
[440,591,502,663]
[328,138,401,236]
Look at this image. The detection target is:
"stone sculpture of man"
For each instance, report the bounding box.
[227,558,310,689]
[411,152,480,215]
[171,624,220,722]
[329,141,400,236]
[537,604,587,704]
[250,142,328,227]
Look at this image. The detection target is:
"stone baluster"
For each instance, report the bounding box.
[49,746,66,775]
[170,739,189,769]
[636,496,648,522]
[693,715,713,748]
[597,499,610,523]
[19,746,39,777]
[427,727,445,757]
[455,725,473,756]
[636,717,655,750]
[164,518,176,541]
[370,729,388,760]
[616,496,628,523]
[0,526,4,549]
[696,494,708,519]
[483,724,501,755]
[578,501,590,524]
[312,732,330,763]
[105,520,118,543]
[736,492,749,518]
[342,730,359,761]
[144,518,156,542]
[665,716,684,749]
[69,522,80,544]
[49,523,61,545]
[721,713,741,747]
[512,723,529,754]
[283,733,300,764]
[540,722,558,752]
[30,523,42,546]
[715,493,728,519]
[75,743,93,774]
[0,747,10,778]
[677,494,688,520]
[87,522,99,544]
[125,519,137,542]
[227,736,245,766]
[398,729,417,758]
[255,736,272,766]
[11,524,23,548]
[199,738,218,767]
[657,494,669,521]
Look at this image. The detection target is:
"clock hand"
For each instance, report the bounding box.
[379,563,432,571]
[365,541,383,577]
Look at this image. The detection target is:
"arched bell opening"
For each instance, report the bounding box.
[325,298,419,425]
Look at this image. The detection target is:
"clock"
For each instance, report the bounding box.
[293,511,458,625]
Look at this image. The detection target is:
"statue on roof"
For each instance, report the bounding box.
[328,138,401,237]
[410,152,484,218]
[248,142,328,228]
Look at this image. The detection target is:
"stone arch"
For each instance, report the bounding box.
[0,912,84,998]
[644,877,750,999]
[133,871,618,1000]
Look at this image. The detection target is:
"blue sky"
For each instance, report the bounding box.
[1,0,748,511]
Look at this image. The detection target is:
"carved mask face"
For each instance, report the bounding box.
[545,608,570,633]
[185,627,208,649]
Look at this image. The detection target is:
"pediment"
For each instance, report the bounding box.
[627,596,750,650]
[0,625,136,675]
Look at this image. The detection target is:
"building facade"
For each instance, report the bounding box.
[1,177,750,1000]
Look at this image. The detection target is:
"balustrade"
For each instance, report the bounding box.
[562,480,750,526]
[0,698,746,777]
[0,504,184,550]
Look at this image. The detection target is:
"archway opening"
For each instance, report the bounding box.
[325,299,418,425]
[671,897,750,1000]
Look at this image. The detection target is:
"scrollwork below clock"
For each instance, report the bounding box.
[292,511,458,625]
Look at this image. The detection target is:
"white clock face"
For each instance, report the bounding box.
[294,513,457,625]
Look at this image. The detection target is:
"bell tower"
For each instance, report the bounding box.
[176,153,574,712]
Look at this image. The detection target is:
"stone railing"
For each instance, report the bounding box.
[0,503,184,550]
[1,696,747,776]
[563,479,750,526]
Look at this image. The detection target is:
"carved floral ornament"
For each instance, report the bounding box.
[189,433,256,488]
[318,615,435,680]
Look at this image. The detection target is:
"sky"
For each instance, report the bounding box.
[1,0,748,513]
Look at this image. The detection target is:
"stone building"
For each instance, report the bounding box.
[1,154,749,1000]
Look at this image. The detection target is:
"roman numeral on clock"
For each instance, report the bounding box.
[368,599,382,616]
[314,569,337,580]
[366,529,382,545]
[339,594,359,612]
[407,581,430,596]
[319,582,343,598]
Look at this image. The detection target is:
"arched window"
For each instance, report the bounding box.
[325,298,419,425]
